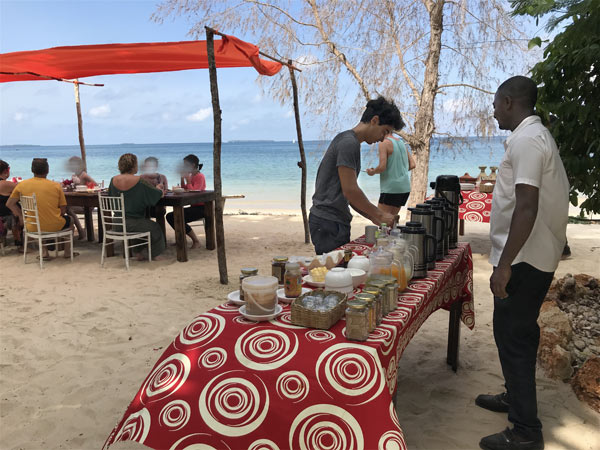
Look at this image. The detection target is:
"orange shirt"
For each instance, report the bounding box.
[10,177,67,232]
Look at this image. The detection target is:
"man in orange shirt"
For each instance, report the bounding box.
[7,158,75,259]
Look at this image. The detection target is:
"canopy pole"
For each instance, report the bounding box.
[206,27,228,285]
[288,60,309,244]
[73,79,87,171]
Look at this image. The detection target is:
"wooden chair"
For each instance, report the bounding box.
[98,192,151,270]
[20,194,73,269]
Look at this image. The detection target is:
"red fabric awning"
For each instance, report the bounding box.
[0,34,282,82]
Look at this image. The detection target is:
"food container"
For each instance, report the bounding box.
[345,300,369,341]
[325,268,353,295]
[271,256,289,285]
[241,276,278,315]
[291,290,347,329]
[356,293,376,332]
[347,255,370,272]
[284,262,303,298]
[239,267,258,301]
[363,287,384,316]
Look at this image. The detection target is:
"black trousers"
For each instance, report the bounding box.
[308,213,351,255]
[493,262,554,439]
[166,205,205,234]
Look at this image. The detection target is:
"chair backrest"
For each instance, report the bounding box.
[98,192,127,236]
[19,194,41,234]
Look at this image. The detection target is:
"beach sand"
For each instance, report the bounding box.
[0,214,598,450]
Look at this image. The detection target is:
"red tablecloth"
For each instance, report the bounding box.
[104,242,474,450]
[459,190,493,223]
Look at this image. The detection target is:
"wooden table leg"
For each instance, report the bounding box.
[447,300,462,372]
[84,206,95,242]
[459,218,465,236]
[204,200,216,251]
[173,205,188,262]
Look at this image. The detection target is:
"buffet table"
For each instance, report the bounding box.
[458,190,493,235]
[103,241,474,450]
[65,190,216,262]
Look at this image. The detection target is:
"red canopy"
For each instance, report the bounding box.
[0,34,282,82]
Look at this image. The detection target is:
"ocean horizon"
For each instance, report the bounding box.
[1,137,505,211]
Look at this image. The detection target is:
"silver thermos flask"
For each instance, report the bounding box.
[408,205,440,269]
[432,175,463,249]
[400,222,436,278]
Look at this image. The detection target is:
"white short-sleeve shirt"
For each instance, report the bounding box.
[489,115,570,272]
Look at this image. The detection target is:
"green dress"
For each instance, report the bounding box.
[108,178,165,258]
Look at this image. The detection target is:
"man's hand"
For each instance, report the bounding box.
[366,168,376,176]
[490,265,511,299]
[375,211,395,227]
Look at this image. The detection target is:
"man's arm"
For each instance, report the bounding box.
[6,197,23,226]
[366,140,391,175]
[338,166,394,226]
[490,183,539,298]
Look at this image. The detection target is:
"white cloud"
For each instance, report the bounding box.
[239,118,250,125]
[442,98,468,113]
[13,112,26,121]
[89,104,111,117]
[252,94,262,104]
[161,112,174,121]
[186,107,212,122]
[284,110,294,118]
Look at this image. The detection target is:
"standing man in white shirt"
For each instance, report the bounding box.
[476,76,569,450]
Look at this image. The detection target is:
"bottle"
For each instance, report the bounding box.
[239,267,258,301]
[284,262,302,298]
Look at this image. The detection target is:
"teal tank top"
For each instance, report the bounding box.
[380,137,410,194]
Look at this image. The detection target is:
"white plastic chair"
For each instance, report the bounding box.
[20,194,73,269]
[98,192,151,270]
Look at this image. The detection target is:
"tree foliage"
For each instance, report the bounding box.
[512,0,600,214]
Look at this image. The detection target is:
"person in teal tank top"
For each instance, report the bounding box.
[367,131,416,215]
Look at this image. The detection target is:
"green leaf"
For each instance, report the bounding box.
[528,36,543,49]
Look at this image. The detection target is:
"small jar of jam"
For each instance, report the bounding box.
[239,267,258,301]
[271,256,289,285]
[284,262,303,298]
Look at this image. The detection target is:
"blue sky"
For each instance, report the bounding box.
[0,0,312,145]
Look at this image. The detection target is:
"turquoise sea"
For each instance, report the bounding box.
[0,138,505,211]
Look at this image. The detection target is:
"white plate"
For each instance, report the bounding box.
[277,287,312,303]
[302,274,325,288]
[227,290,245,306]
[239,304,283,322]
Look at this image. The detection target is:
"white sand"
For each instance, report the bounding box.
[0,215,598,450]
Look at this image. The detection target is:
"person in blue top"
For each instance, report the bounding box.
[366,131,416,216]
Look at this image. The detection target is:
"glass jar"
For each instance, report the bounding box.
[345,300,369,341]
[379,276,398,312]
[363,287,384,316]
[239,267,258,301]
[356,293,376,332]
[368,246,393,279]
[271,256,289,285]
[284,262,303,298]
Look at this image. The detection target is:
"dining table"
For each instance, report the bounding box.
[64,190,216,262]
[458,190,493,235]
[103,238,474,450]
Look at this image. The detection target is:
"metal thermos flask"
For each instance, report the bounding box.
[408,204,440,269]
[400,222,436,278]
[432,175,462,249]
[424,199,451,260]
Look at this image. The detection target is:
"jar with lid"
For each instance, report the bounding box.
[363,287,385,316]
[284,262,303,298]
[239,267,258,301]
[356,293,376,332]
[345,300,369,341]
[368,246,394,279]
[379,276,398,312]
[271,256,289,285]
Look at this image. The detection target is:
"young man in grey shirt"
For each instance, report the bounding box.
[309,97,404,254]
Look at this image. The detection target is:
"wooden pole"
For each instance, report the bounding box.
[288,60,310,244]
[73,80,87,171]
[206,28,228,285]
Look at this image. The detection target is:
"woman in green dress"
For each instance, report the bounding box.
[108,153,166,260]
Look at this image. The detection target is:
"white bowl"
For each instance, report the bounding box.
[347,255,370,272]
[347,268,367,288]
[325,268,353,294]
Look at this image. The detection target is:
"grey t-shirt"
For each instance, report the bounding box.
[310,130,361,225]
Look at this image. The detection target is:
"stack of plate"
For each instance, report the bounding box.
[460,182,476,191]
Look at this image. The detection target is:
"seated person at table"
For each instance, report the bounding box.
[66,156,96,240]
[0,159,23,249]
[108,153,166,260]
[140,156,168,219]
[309,96,400,254]
[7,158,76,259]
[166,154,205,249]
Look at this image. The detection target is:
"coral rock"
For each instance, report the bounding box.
[570,357,600,413]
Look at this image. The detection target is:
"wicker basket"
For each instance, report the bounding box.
[290,290,347,329]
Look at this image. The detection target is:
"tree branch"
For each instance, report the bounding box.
[306,0,371,100]
[245,0,319,29]
[437,83,494,95]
